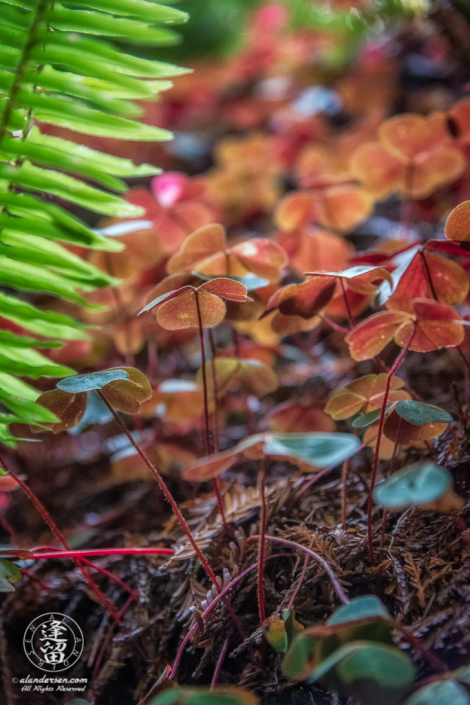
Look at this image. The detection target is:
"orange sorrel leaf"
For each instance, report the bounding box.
[351,112,465,199]
[274,191,316,231]
[142,278,252,330]
[445,200,470,242]
[197,358,278,399]
[34,389,87,433]
[378,112,451,162]
[325,374,410,420]
[266,402,335,433]
[386,251,469,313]
[100,367,152,414]
[315,185,373,232]
[383,409,449,445]
[277,227,352,275]
[167,223,287,282]
[273,276,337,319]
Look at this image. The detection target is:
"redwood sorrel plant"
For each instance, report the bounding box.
[5,3,470,705]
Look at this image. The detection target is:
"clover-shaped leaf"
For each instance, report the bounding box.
[345,299,464,361]
[373,462,463,512]
[140,278,252,330]
[35,368,152,432]
[148,686,258,705]
[57,369,129,393]
[404,680,470,705]
[197,358,277,399]
[183,432,361,481]
[326,374,409,421]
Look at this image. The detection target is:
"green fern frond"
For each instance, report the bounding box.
[0,0,188,439]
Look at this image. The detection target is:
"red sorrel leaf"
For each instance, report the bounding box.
[167,223,226,274]
[345,311,410,361]
[199,277,252,302]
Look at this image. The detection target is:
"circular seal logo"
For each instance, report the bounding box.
[23,613,84,672]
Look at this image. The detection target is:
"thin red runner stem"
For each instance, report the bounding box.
[248,535,349,604]
[163,553,291,690]
[97,392,243,636]
[211,636,230,689]
[287,535,315,609]
[367,326,415,564]
[0,453,121,622]
[257,457,269,624]
[195,291,227,528]
[31,547,174,559]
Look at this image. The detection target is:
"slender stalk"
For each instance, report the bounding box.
[380,424,401,551]
[163,553,291,689]
[248,535,349,604]
[294,444,366,503]
[392,621,448,673]
[211,636,230,688]
[0,453,120,622]
[339,278,354,328]
[287,535,315,609]
[367,326,415,564]
[195,291,227,527]
[341,457,350,531]
[96,392,243,635]
[257,457,269,623]
[208,328,220,452]
[32,545,142,599]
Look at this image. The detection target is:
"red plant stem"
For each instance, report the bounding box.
[453,513,470,550]
[32,545,141,599]
[0,453,121,622]
[287,535,315,609]
[392,621,448,673]
[248,535,349,604]
[319,313,349,334]
[195,291,227,527]
[104,252,135,367]
[208,328,220,453]
[257,457,269,624]
[146,339,158,381]
[339,278,354,329]
[96,392,243,635]
[341,457,350,531]
[367,326,416,564]
[20,568,50,592]
[380,427,401,551]
[211,636,230,689]
[164,553,292,689]
[401,165,414,234]
[31,547,174,559]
